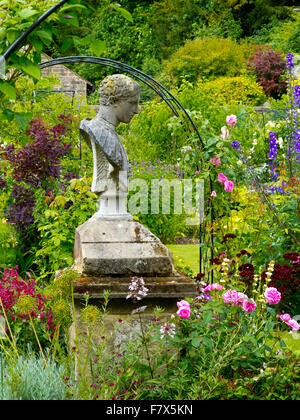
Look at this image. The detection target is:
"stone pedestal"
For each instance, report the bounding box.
[71,215,197,355]
[73,216,175,277]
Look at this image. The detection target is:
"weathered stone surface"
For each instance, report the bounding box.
[74,218,175,276]
[73,274,197,299]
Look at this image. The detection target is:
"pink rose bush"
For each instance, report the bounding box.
[241,299,257,313]
[176,300,191,319]
[222,289,256,313]
[218,173,234,192]
[264,287,281,305]
[224,180,234,192]
[210,155,221,166]
[218,173,228,184]
[277,313,300,331]
[204,283,223,292]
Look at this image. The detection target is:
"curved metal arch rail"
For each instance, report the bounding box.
[2,0,214,278]
[39,56,205,150]
[39,56,214,277]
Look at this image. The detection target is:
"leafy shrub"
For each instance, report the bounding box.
[1,116,72,240]
[247,47,287,98]
[33,177,97,276]
[163,37,250,85]
[198,74,266,106]
[0,354,67,400]
[0,219,18,268]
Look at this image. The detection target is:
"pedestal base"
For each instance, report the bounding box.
[74,217,175,277]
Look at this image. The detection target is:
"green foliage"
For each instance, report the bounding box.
[33,177,97,277]
[198,74,266,106]
[0,216,18,268]
[72,4,157,85]
[163,37,251,85]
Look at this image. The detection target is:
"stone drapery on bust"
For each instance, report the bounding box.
[80,74,140,219]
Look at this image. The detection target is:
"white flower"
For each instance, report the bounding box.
[252,138,257,146]
[266,121,275,129]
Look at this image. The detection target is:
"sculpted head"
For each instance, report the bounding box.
[99,74,140,124]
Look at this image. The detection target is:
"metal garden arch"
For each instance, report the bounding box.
[3,0,215,278]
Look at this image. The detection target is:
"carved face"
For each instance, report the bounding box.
[115,94,140,124]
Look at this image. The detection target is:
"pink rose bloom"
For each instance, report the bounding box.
[264,287,281,305]
[195,170,200,175]
[211,191,217,198]
[241,299,256,313]
[236,292,248,304]
[278,313,291,323]
[222,290,239,305]
[204,283,223,292]
[287,319,300,331]
[220,126,229,139]
[224,180,234,192]
[177,300,190,309]
[210,155,221,166]
[226,115,237,126]
[176,306,191,319]
[218,173,228,184]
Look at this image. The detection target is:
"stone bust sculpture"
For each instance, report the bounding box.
[80,74,140,219]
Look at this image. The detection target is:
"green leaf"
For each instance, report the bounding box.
[90,40,106,56]
[191,337,201,347]
[35,30,53,45]
[29,38,44,54]
[15,112,31,131]
[0,108,15,122]
[21,60,41,80]
[7,30,19,44]
[201,337,214,349]
[266,307,276,317]
[77,35,92,47]
[0,27,6,40]
[17,8,38,19]
[59,4,87,13]
[0,81,16,100]
[202,309,213,325]
[61,38,73,53]
[111,4,133,23]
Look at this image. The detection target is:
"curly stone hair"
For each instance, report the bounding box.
[99,74,140,106]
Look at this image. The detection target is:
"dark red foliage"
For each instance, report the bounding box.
[0,115,72,233]
[247,47,287,99]
[4,116,72,187]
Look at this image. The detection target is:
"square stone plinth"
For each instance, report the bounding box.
[73,218,175,277]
